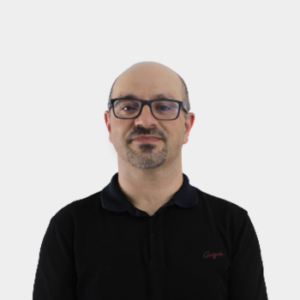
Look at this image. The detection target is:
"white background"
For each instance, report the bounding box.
[1,1,299,299]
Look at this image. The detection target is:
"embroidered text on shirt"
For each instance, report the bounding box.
[203,251,223,259]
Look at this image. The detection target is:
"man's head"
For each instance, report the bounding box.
[104,61,195,170]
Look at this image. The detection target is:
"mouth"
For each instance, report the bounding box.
[132,135,162,143]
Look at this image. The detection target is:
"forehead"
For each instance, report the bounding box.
[112,64,183,100]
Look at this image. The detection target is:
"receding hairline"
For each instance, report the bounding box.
[110,73,185,100]
[108,64,190,113]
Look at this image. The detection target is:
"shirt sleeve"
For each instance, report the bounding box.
[228,212,268,300]
[32,218,78,300]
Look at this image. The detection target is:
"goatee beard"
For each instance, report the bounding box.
[126,142,168,169]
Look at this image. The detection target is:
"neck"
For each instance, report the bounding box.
[117,156,183,215]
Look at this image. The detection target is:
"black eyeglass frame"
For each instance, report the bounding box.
[108,98,188,121]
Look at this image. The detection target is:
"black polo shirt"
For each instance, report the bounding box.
[33,173,268,300]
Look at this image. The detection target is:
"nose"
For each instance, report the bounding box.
[134,103,158,128]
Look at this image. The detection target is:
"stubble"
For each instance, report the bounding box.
[126,142,168,169]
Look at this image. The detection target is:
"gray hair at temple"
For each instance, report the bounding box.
[107,75,190,120]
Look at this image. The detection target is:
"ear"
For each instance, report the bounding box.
[183,112,195,144]
[104,110,112,143]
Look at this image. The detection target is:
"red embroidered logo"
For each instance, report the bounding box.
[203,251,223,259]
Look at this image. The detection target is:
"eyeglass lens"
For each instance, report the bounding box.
[113,99,179,119]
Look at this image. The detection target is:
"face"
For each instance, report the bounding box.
[104,63,195,170]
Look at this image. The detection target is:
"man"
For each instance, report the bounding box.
[33,61,268,299]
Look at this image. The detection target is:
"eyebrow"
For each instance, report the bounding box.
[118,93,175,100]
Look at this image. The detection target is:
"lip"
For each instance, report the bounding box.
[132,135,162,143]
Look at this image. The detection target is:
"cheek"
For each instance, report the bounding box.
[175,127,186,147]
[110,123,130,147]
[167,132,184,149]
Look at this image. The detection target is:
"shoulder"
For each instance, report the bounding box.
[49,191,101,230]
[194,187,249,225]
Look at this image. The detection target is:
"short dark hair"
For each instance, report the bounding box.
[107,75,190,119]
[178,75,190,113]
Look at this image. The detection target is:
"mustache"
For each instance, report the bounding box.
[127,126,166,142]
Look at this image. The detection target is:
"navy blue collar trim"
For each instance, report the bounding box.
[100,173,198,215]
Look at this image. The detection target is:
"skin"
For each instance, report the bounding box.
[104,62,195,216]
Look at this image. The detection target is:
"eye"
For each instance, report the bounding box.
[157,105,170,111]
[122,105,137,111]
[154,101,176,112]
[116,99,140,112]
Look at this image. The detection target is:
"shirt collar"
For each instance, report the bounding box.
[100,173,198,216]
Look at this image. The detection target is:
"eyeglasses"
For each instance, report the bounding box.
[108,98,187,120]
